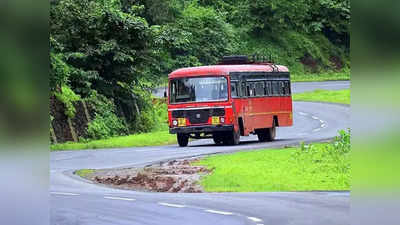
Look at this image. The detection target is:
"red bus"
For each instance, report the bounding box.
[167,56,293,147]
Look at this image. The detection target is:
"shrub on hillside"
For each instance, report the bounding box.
[86,91,128,140]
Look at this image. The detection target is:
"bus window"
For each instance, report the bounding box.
[247,83,255,96]
[241,82,247,97]
[272,81,280,96]
[231,81,238,98]
[265,81,272,96]
[255,82,265,96]
[284,81,291,96]
[279,81,285,96]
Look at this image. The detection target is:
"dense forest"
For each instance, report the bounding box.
[50,0,350,142]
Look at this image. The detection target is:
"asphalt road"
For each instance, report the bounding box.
[51,81,350,225]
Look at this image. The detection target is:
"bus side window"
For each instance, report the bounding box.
[241,82,247,97]
[255,82,265,96]
[265,81,272,96]
[171,82,176,102]
[279,81,285,96]
[272,81,279,96]
[250,83,256,96]
[285,81,291,96]
[231,81,238,98]
[246,83,252,96]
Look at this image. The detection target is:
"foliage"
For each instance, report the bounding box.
[86,91,128,139]
[51,0,155,97]
[245,0,313,33]
[309,0,350,46]
[50,52,70,92]
[155,2,238,70]
[132,99,168,132]
[54,85,81,118]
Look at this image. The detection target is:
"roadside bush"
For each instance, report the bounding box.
[87,113,128,140]
[152,100,168,131]
[86,91,128,140]
[54,85,81,118]
[130,99,168,133]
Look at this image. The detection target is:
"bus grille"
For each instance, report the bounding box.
[172,108,225,125]
[187,109,210,124]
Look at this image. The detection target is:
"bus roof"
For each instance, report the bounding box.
[168,64,289,79]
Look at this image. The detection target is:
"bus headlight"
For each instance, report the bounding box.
[172,120,178,126]
[220,117,225,123]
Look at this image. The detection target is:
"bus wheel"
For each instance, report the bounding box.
[177,133,189,147]
[224,130,240,145]
[213,133,224,145]
[257,127,276,142]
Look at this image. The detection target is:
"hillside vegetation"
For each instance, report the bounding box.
[50,0,350,143]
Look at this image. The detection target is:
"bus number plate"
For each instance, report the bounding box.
[178,118,186,127]
[211,117,220,125]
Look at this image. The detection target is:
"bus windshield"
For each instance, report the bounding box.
[170,77,228,103]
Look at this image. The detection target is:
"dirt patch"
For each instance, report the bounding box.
[300,54,320,73]
[81,159,211,193]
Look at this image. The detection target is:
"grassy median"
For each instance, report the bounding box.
[51,131,176,151]
[194,130,350,192]
[293,89,350,104]
[291,71,349,82]
[75,169,95,178]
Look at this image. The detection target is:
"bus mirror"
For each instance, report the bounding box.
[164,91,167,98]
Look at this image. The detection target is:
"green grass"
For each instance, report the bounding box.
[75,169,95,178]
[51,131,176,151]
[194,142,350,192]
[293,89,350,104]
[291,71,350,82]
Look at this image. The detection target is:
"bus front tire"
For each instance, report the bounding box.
[257,127,276,142]
[177,133,189,147]
[223,130,240,145]
[213,133,224,145]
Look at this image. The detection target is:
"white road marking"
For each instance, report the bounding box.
[321,123,326,128]
[50,192,80,196]
[104,196,136,201]
[205,209,234,215]
[319,84,349,87]
[313,128,321,132]
[319,119,324,123]
[312,116,319,120]
[158,202,186,208]
[248,217,263,222]
[298,112,308,116]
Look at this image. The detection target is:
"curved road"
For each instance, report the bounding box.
[51,81,350,225]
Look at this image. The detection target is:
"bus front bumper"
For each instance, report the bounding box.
[169,125,233,134]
